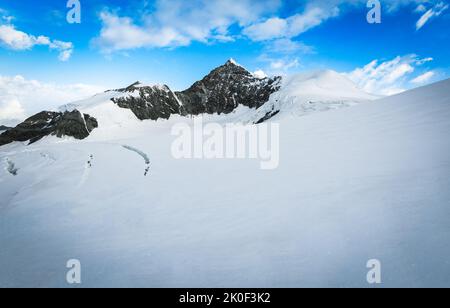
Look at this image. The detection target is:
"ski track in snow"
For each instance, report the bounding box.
[122,145,151,176]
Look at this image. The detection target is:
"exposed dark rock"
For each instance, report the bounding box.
[0,60,280,147]
[112,83,181,121]
[177,60,281,116]
[54,111,98,139]
[255,110,281,124]
[111,60,281,121]
[0,110,98,146]
[0,125,11,131]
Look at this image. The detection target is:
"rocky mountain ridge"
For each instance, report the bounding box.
[0,110,98,146]
[0,60,281,146]
[112,59,281,120]
[0,125,11,131]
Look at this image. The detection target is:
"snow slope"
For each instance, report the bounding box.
[0,79,449,287]
[248,70,379,123]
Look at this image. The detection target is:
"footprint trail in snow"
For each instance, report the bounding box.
[78,154,94,187]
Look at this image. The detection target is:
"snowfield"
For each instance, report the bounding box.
[0,75,450,287]
[247,70,378,124]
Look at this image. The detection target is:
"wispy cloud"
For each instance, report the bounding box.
[92,0,448,56]
[0,9,74,61]
[93,0,281,53]
[345,55,435,95]
[415,4,428,13]
[411,71,435,84]
[243,5,340,42]
[264,38,315,55]
[242,0,442,44]
[0,8,14,23]
[256,53,300,75]
[416,1,449,30]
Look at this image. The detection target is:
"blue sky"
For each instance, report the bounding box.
[0,0,449,123]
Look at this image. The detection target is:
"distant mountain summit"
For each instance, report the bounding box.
[112,59,281,121]
[177,59,281,116]
[0,60,281,146]
[0,60,378,147]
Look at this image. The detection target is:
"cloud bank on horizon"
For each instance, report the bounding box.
[0,0,449,123]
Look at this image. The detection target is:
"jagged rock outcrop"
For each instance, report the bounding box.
[111,60,281,121]
[177,60,281,116]
[112,83,182,121]
[0,110,98,146]
[0,60,280,147]
[0,125,11,131]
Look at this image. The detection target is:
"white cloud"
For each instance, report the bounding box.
[58,49,73,62]
[345,55,434,96]
[0,8,14,24]
[415,4,427,13]
[274,58,299,70]
[0,24,74,61]
[0,97,25,121]
[287,6,340,37]
[0,75,105,124]
[244,5,339,41]
[416,57,434,65]
[92,0,446,54]
[416,1,449,30]
[254,53,301,75]
[265,38,315,54]
[411,71,435,84]
[93,0,281,52]
[417,9,437,29]
[384,63,415,84]
[0,24,37,50]
[243,17,287,41]
[255,38,312,76]
[243,0,440,43]
[385,0,427,12]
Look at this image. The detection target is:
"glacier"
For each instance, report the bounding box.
[0,70,449,287]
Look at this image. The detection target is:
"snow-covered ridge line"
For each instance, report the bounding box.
[53,60,380,128]
[73,65,377,126]
[0,60,384,147]
[98,59,283,122]
[244,69,379,123]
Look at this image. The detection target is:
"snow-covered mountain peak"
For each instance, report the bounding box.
[280,69,377,101]
[248,69,378,123]
[209,59,253,78]
[226,58,241,67]
[116,81,171,93]
[0,62,389,146]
